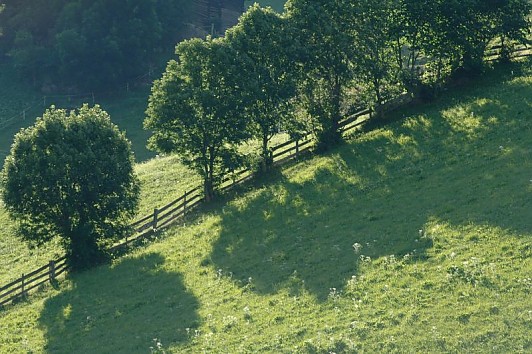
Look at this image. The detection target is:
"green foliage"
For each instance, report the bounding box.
[1,105,140,270]
[286,0,357,149]
[0,0,192,89]
[0,4,4,37]
[226,4,298,171]
[351,0,403,107]
[0,62,531,352]
[403,0,531,82]
[145,38,254,201]
[245,0,286,13]
[490,0,532,60]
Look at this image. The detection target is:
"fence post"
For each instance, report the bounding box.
[183,190,188,215]
[49,261,56,284]
[153,208,159,230]
[295,140,300,158]
[21,273,25,297]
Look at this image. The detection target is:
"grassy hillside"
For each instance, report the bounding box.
[0,65,155,166]
[0,60,531,352]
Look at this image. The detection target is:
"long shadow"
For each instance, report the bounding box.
[210,62,531,301]
[211,166,433,301]
[39,253,199,353]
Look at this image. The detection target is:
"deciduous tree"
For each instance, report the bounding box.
[286,0,357,150]
[226,4,298,171]
[145,38,253,201]
[1,105,140,270]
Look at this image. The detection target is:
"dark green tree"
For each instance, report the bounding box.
[145,37,253,201]
[489,0,531,60]
[0,0,192,89]
[352,0,401,109]
[1,105,140,270]
[0,4,4,36]
[286,0,357,150]
[226,4,298,171]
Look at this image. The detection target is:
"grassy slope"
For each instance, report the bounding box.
[0,61,531,352]
[0,67,155,166]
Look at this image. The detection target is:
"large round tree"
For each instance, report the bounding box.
[1,104,140,270]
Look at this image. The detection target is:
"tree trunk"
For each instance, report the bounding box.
[204,146,216,202]
[67,222,105,271]
[261,131,271,173]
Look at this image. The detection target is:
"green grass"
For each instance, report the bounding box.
[0,66,155,166]
[1,60,531,352]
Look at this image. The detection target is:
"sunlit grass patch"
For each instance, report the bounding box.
[0,61,531,353]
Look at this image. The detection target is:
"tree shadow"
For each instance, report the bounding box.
[39,253,200,353]
[210,164,433,301]
[210,63,531,301]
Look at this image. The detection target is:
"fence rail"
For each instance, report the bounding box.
[1,43,530,308]
[0,256,66,307]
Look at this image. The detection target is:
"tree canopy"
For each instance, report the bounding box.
[285,0,357,149]
[145,0,530,195]
[0,0,192,90]
[1,105,140,270]
[226,4,298,171]
[145,37,254,200]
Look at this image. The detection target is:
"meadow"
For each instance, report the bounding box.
[0,64,155,166]
[0,59,530,352]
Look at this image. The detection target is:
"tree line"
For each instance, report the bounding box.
[0,0,192,90]
[145,0,531,201]
[0,0,530,271]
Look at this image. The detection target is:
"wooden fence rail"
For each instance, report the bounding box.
[1,43,530,308]
[0,256,66,307]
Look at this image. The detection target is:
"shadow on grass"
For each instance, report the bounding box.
[210,61,531,301]
[210,165,433,301]
[38,253,199,353]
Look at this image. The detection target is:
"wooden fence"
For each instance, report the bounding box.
[485,43,531,61]
[0,44,530,308]
[0,256,67,307]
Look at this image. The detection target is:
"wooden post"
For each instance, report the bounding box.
[153,208,159,230]
[49,261,56,283]
[183,190,188,215]
[21,274,25,297]
[295,140,300,158]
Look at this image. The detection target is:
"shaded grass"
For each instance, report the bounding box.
[0,61,531,352]
[0,67,155,166]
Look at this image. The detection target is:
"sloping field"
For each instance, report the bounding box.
[0,61,531,352]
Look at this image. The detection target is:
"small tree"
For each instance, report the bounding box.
[1,105,140,270]
[145,37,253,201]
[226,4,298,172]
[286,0,357,150]
[352,0,401,110]
[489,0,531,61]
